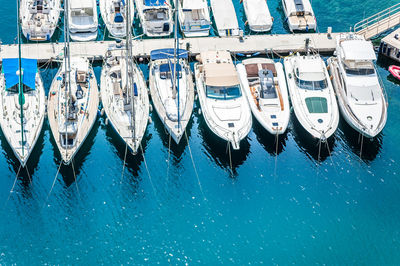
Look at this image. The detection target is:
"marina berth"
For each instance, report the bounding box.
[328,33,387,138]
[99,0,135,38]
[194,51,252,150]
[48,56,99,164]
[149,49,194,144]
[68,0,98,41]
[0,58,46,166]
[178,0,211,37]
[237,58,290,135]
[20,0,61,41]
[284,53,339,140]
[210,0,240,37]
[136,0,173,37]
[282,0,316,32]
[242,0,273,32]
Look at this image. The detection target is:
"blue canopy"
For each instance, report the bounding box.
[144,0,166,6]
[160,63,182,72]
[2,58,37,90]
[150,49,189,60]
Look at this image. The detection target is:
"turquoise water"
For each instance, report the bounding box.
[0,0,400,264]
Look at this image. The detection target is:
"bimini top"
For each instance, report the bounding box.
[2,58,37,90]
[200,51,239,87]
[150,49,189,60]
[144,0,167,7]
[341,40,376,61]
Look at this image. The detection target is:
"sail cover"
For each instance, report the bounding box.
[2,58,37,90]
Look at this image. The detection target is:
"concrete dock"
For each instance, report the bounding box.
[0,33,341,63]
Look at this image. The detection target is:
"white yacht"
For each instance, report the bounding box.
[210,0,239,37]
[243,0,273,32]
[282,0,316,32]
[20,0,61,41]
[194,51,252,149]
[68,0,98,41]
[284,53,339,140]
[178,0,211,37]
[149,49,194,144]
[328,33,388,138]
[136,0,173,37]
[0,59,46,166]
[99,0,134,38]
[100,0,149,154]
[237,58,290,135]
[48,56,99,164]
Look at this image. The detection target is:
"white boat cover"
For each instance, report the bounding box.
[341,40,376,61]
[245,0,271,26]
[70,0,94,9]
[200,51,239,87]
[182,0,206,10]
[210,0,238,30]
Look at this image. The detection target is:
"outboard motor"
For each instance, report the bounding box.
[258,69,277,99]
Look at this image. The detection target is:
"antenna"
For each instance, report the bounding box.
[64,0,72,161]
[173,0,180,133]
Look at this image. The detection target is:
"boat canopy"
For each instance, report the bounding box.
[200,51,239,87]
[2,58,37,90]
[144,0,166,7]
[295,58,325,81]
[182,0,206,10]
[246,0,272,27]
[150,49,189,60]
[341,40,376,61]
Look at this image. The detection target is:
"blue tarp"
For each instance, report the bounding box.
[2,58,37,90]
[144,0,166,6]
[150,49,188,60]
[160,63,182,72]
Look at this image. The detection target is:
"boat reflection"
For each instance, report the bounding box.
[252,118,289,155]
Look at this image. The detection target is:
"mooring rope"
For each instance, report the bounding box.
[3,164,22,209]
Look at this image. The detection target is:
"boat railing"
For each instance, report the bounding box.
[353,3,400,34]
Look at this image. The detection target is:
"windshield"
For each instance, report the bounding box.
[295,75,328,90]
[344,65,375,76]
[206,85,241,100]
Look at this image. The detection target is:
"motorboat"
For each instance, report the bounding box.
[136,0,173,37]
[99,0,134,38]
[284,53,339,140]
[68,0,98,41]
[282,0,316,32]
[178,0,211,37]
[0,58,46,166]
[237,58,290,135]
[20,0,61,41]
[389,65,400,81]
[328,33,388,138]
[100,0,149,154]
[209,0,239,37]
[149,49,194,144]
[243,0,273,32]
[194,51,252,149]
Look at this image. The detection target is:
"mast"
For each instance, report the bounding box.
[17,0,25,157]
[64,0,72,159]
[173,0,180,132]
[125,0,136,144]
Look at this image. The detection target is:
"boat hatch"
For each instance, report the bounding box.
[305,97,328,113]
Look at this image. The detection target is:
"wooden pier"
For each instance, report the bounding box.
[0,33,341,63]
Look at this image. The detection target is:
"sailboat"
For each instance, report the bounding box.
[100,0,149,153]
[99,0,134,38]
[148,0,194,144]
[48,0,99,164]
[20,0,61,41]
[0,0,46,167]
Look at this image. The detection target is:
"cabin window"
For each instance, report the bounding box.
[305,97,328,113]
[343,63,375,76]
[295,75,327,90]
[206,85,242,100]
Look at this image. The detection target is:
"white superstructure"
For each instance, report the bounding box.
[68,0,98,41]
[178,0,211,37]
[99,0,134,38]
[282,0,316,32]
[135,0,173,37]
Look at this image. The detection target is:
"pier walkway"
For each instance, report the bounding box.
[354,3,400,40]
[0,33,341,63]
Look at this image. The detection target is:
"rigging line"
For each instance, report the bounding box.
[228,141,233,176]
[71,158,82,202]
[42,160,63,209]
[274,133,279,180]
[3,164,22,209]
[25,165,32,184]
[359,134,364,159]
[120,142,128,186]
[17,0,25,157]
[184,129,206,201]
[166,133,171,189]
